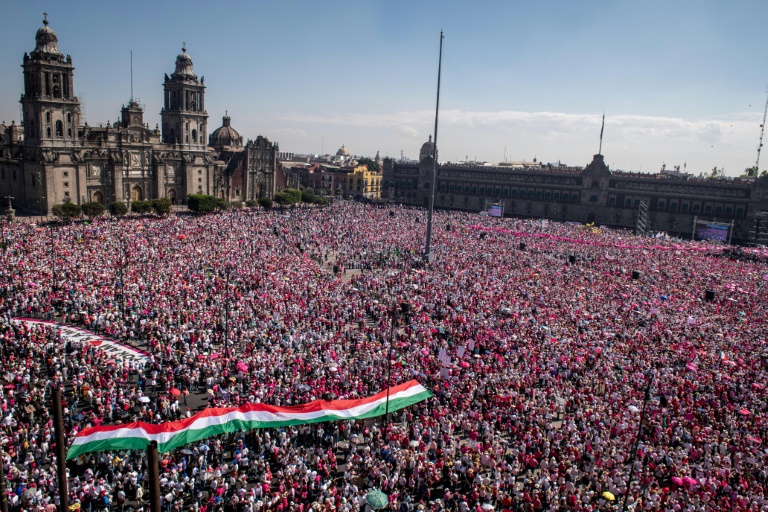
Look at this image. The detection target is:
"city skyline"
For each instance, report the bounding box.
[1,0,767,175]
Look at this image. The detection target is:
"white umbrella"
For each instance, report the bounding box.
[138,396,150,403]
[628,405,640,413]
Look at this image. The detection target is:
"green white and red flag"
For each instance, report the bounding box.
[67,380,431,460]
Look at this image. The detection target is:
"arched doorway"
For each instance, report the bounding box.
[168,189,177,204]
[131,186,143,201]
[92,191,104,204]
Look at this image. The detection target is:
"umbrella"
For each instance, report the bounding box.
[3,384,14,390]
[138,396,150,403]
[366,490,389,510]
[236,362,248,372]
[180,449,194,455]
[739,409,751,416]
[69,504,81,511]
[409,440,420,448]
[602,492,615,501]
[628,405,640,413]
[683,476,697,486]
[671,476,683,486]
[170,388,181,397]
[481,504,496,511]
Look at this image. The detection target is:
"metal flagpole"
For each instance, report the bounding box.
[598,113,605,155]
[423,31,444,262]
[52,387,69,512]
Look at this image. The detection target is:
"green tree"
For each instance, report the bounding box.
[742,166,759,178]
[151,198,173,215]
[51,202,82,222]
[131,200,152,214]
[273,192,290,205]
[231,201,243,209]
[245,199,259,208]
[215,198,230,210]
[108,202,129,217]
[187,194,218,213]
[258,197,273,209]
[358,157,380,173]
[281,188,302,204]
[81,202,106,219]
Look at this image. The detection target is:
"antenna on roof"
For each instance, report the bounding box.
[755,86,768,171]
[130,50,134,102]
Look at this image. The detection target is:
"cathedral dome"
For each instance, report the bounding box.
[336,144,349,157]
[172,46,196,79]
[419,135,436,161]
[209,114,243,149]
[34,18,60,54]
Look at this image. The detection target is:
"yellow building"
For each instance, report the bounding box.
[344,164,382,199]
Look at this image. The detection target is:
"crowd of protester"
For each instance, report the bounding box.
[0,201,767,512]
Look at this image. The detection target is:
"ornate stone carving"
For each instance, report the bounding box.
[71,149,85,163]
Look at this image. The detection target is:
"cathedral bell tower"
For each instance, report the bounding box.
[20,15,81,147]
[161,45,207,147]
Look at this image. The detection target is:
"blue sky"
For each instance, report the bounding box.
[1,0,767,175]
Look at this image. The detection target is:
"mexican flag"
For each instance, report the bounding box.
[67,380,431,460]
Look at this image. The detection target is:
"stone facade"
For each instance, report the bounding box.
[384,138,768,244]
[0,18,283,213]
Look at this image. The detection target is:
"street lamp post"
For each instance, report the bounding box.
[621,373,654,511]
[49,223,56,296]
[383,302,411,431]
[224,266,230,360]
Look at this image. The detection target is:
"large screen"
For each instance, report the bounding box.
[697,223,729,242]
[487,205,502,218]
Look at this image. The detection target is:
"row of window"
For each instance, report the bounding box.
[609,197,745,217]
[437,182,581,203]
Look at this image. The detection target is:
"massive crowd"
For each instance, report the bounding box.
[0,202,767,512]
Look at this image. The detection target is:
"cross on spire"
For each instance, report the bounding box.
[182,41,186,52]
[43,12,48,25]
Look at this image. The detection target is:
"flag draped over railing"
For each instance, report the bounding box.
[66,380,432,460]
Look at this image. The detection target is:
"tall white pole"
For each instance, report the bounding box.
[424,31,444,262]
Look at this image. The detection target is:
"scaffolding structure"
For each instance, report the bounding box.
[749,211,768,246]
[635,201,648,236]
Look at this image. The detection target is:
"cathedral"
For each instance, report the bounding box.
[0,17,287,214]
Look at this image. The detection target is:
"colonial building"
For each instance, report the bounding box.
[0,18,284,213]
[384,137,768,244]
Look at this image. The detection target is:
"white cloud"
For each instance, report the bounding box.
[277,108,762,174]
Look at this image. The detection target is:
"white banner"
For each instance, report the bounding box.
[13,318,150,364]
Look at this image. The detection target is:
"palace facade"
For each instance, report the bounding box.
[0,18,285,213]
[383,137,768,244]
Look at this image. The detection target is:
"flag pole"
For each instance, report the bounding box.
[599,113,605,155]
[52,387,69,512]
[423,30,444,262]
